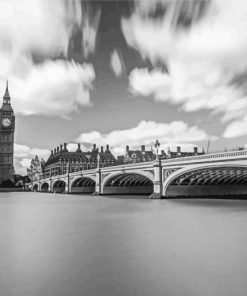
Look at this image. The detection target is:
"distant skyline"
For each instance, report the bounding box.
[0,0,247,174]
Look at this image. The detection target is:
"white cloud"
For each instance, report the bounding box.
[129,67,244,118]
[223,116,247,138]
[129,68,171,99]
[20,158,32,169]
[122,0,247,128]
[122,0,247,64]
[76,120,210,150]
[110,49,125,77]
[14,144,50,159]
[14,158,32,176]
[67,142,87,152]
[4,60,95,118]
[14,144,50,175]
[67,143,79,152]
[0,0,96,118]
[112,147,126,157]
[30,148,51,158]
[14,144,30,158]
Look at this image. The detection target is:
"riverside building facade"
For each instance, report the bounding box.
[117,145,205,164]
[42,143,118,178]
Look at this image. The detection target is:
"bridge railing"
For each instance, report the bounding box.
[31,150,247,183]
[161,149,247,165]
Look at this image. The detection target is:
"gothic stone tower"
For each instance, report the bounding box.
[0,82,15,184]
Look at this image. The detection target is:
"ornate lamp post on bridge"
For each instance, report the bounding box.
[149,139,163,199]
[65,162,70,194]
[97,151,100,169]
[154,139,160,161]
[92,149,102,195]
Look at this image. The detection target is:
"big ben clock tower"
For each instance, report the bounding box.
[0,81,15,185]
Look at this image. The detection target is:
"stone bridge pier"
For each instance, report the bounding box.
[149,159,163,199]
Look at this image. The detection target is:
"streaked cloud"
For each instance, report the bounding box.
[0,0,97,118]
[129,67,245,118]
[0,0,81,63]
[122,0,247,132]
[81,2,101,58]
[110,49,125,77]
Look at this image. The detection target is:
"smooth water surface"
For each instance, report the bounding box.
[1,192,247,296]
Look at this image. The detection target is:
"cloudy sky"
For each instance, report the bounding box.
[1,0,247,175]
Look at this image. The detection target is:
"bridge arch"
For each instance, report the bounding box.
[163,164,247,197]
[41,182,49,192]
[70,176,96,194]
[102,171,154,195]
[52,179,66,193]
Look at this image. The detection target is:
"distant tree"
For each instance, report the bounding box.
[13,174,30,187]
[23,176,31,183]
[1,179,15,188]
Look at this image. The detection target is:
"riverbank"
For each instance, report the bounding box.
[0,188,23,192]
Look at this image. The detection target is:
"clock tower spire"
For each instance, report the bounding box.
[0,81,15,185]
[2,80,13,109]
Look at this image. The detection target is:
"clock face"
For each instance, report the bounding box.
[2,118,11,127]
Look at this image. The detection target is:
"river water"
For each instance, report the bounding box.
[1,192,247,296]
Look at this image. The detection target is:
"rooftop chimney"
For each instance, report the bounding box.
[93,144,96,150]
[77,143,81,152]
[51,150,53,155]
[106,144,109,151]
[60,144,63,151]
[177,146,181,154]
[101,146,104,153]
[126,145,129,152]
[141,145,145,152]
[57,146,59,153]
[167,146,171,158]
[194,146,198,154]
[54,148,57,154]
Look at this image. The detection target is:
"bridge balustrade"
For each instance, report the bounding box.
[161,150,247,165]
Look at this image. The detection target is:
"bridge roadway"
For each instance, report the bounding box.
[28,150,247,198]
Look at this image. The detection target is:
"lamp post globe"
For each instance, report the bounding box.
[154,140,160,160]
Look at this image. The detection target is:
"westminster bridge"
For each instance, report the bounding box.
[28,150,247,198]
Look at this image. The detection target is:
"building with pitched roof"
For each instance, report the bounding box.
[117,145,205,164]
[42,143,118,178]
[118,145,155,164]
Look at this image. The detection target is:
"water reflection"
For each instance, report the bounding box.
[168,198,247,211]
